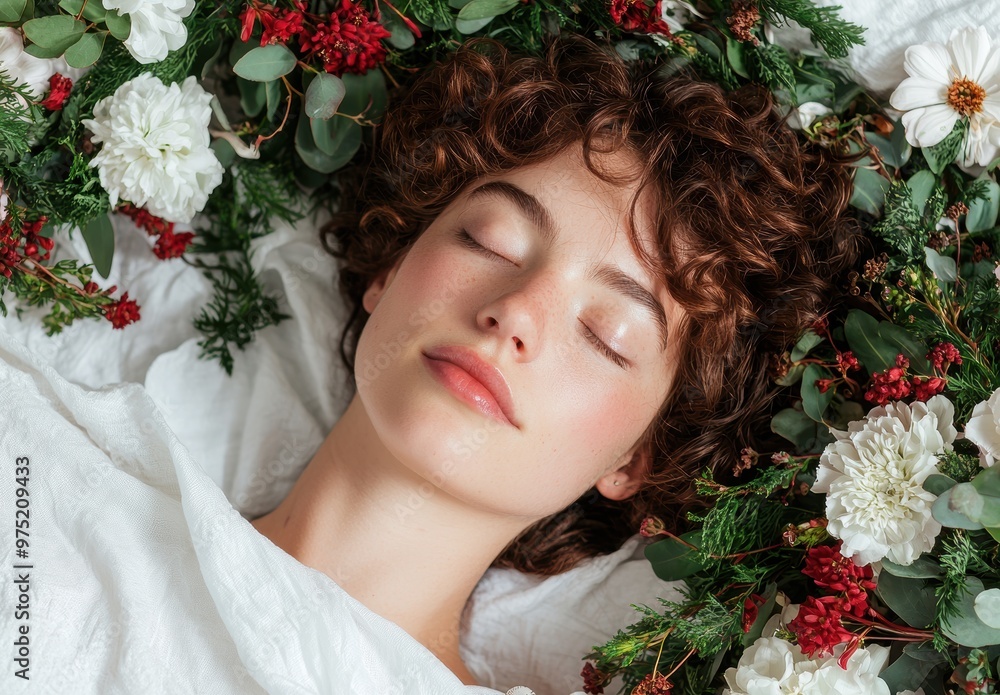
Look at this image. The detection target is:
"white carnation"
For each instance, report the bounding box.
[723,636,891,695]
[101,0,195,64]
[966,386,1000,467]
[82,73,224,223]
[812,395,957,566]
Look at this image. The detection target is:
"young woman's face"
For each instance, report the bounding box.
[355,143,682,520]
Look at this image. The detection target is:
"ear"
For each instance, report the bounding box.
[595,443,653,502]
[362,255,406,314]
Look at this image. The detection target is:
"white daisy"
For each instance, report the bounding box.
[889,26,1000,167]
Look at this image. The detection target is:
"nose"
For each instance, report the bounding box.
[476,274,550,360]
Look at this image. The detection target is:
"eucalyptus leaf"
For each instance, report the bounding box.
[790,330,823,362]
[59,0,107,22]
[876,572,937,629]
[923,474,957,496]
[877,653,945,695]
[775,363,805,386]
[82,214,114,280]
[380,5,416,48]
[644,530,707,582]
[942,577,1000,647]
[932,483,985,530]
[726,37,750,78]
[304,73,346,120]
[237,77,265,119]
[264,78,282,122]
[233,44,297,82]
[843,309,896,373]
[0,0,28,23]
[22,14,85,53]
[455,16,492,33]
[64,30,106,68]
[771,406,824,452]
[456,0,518,21]
[849,167,890,216]
[974,588,1000,628]
[924,246,957,282]
[800,364,834,422]
[104,9,130,40]
[908,170,937,216]
[880,555,943,579]
[967,176,1000,233]
[972,467,1000,498]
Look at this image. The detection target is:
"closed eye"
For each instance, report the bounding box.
[581,321,629,369]
[456,228,514,265]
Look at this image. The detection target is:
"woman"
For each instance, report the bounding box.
[0,31,856,695]
[251,31,858,687]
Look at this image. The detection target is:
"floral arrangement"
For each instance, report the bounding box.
[577,22,1000,695]
[6,1,1000,695]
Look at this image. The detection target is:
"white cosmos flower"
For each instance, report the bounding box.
[101,0,195,64]
[966,386,1000,467]
[82,73,224,223]
[812,395,957,566]
[723,636,891,695]
[889,26,1000,168]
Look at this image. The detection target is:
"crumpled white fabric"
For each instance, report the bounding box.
[0,323,517,694]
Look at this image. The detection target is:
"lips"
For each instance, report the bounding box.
[421,345,519,428]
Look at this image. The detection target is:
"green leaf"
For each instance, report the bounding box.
[771,406,825,452]
[924,474,957,496]
[264,78,282,122]
[82,214,114,280]
[881,555,944,579]
[237,77,265,118]
[849,166,890,216]
[932,483,985,530]
[877,652,946,695]
[311,112,360,157]
[304,73,346,120]
[866,122,911,170]
[876,572,937,629]
[908,170,937,216]
[380,4,416,49]
[877,322,931,373]
[295,107,360,174]
[104,9,130,40]
[942,577,1000,647]
[644,530,707,582]
[725,37,749,78]
[924,245,957,282]
[790,329,823,362]
[844,309,896,373]
[233,44,297,82]
[775,362,805,386]
[64,30,107,68]
[456,0,518,20]
[800,364,834,422]
[340,69,387,121]
[923,119,965,174]
[22,14,85,53]
[742,583,777,647]
[971,467,1000,498]
[59,0,107,22]
[0,0,27,23]
[967,176,1000,233]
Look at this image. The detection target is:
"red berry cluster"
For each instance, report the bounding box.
[609,0,676,36]
[788,541,875,657]
[102,291,141,329]
[40,73,73,111]
[864,343,961,406]
[580,661,609,694]
[0,216,54,278]
[117,203,195,260]
[240,0,393,77]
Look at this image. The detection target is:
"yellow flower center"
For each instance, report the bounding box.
[947,77,986,116]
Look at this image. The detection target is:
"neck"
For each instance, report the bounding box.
[249,394,529,684]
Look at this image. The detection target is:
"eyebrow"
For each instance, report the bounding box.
[466,181,670,352]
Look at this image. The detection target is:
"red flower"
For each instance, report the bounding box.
[118,204,174,237]
[927,342,962,371]
[742,595,760,633]
[639,516,667,538]
[103,292,141,329]
[788,596,854,657]
[261,6,305,45]
[609,0,674,35]
[580,661,608,694]
[864,353,912,405]
[802,542,875,618]
[836,350,860,374]
[152,228,195,260]
[40,73,73,110]
[299,0,392,77]
[911,375,947,402]
[633,672,673,694]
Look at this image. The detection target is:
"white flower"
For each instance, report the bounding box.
[966,386,1000,467]
[82,73,224,223]
[659,0,701,33]
[812,395,957,566]
[889,26,1000,168]
[787,102,833,130]
[723,636,891,695]
[0,27,81,100]
[101,0,195,64]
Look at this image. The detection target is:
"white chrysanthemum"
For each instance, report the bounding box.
[0,27,79,99]
[966,386,1000,467]
[723,636,891,695]
[659,0,700,33]
[889,26,1000,168]
[787,102,833,130]
[82,73,224,223]
[812,395,957,567]
[101,0,195,64]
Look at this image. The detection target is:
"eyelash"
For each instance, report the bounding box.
[455,227,629,369]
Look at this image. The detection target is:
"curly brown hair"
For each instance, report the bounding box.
[320,31,860,576]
